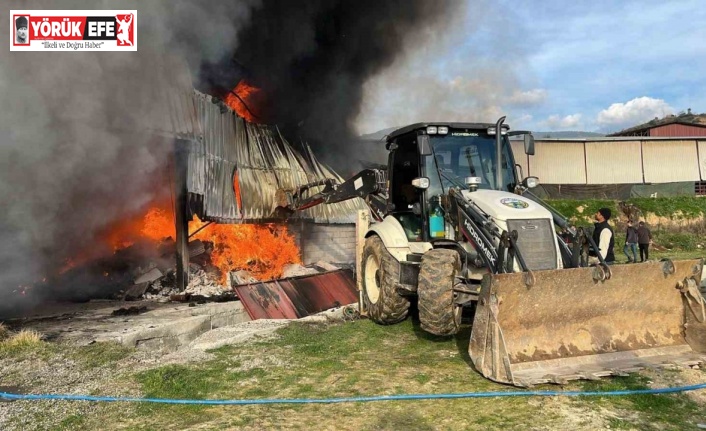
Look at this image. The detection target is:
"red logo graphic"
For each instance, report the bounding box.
[115,13,134,46]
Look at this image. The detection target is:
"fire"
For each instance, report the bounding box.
[224,80,260,122]
[125,204,300,284]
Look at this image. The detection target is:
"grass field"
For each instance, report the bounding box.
[2,316,705,431]
[2,198,706,430]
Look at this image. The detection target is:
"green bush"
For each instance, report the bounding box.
[544,199,618,227]
[653,232,699,250]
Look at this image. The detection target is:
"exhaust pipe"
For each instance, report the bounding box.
[495,116,506,191]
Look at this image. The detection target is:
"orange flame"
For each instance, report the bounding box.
[224,80,260,122]
[120,204,300,284]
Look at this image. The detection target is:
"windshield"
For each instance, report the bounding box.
[425,132,516,195]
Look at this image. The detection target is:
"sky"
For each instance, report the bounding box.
[355,0,706,135]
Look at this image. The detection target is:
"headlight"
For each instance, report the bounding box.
[486,127,508,135]
[411,177,430,189]
[524,176,539,188]
[437,126,449,135]
[426,126,438,135]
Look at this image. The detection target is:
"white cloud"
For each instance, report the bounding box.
[596,97,673,128]
[543,114,582,130]
[507,89,547,106]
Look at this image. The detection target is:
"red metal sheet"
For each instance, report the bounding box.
[234,281,299,320]
[650,124,706,137]
[233,269,358,320]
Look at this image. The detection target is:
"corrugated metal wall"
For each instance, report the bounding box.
[642,140,700,182]
[650,124,706,137]
[529,141,586,184]
[528,138,705,185]
[585,140,642,184]
[184,90,365,224]
[698,141,706,180]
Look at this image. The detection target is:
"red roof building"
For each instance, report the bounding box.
[609,113,706,137]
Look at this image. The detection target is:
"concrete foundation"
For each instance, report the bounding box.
[6,300,251,353]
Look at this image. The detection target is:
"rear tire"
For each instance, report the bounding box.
[418,248,462,336]
[361,235,410,324]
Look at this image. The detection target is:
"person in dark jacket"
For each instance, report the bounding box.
[591,207,615,264]
[637,221,653,262]
[623,220,638,263]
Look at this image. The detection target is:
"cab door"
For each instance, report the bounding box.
[388,133,423,241]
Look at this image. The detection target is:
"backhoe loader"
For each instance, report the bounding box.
[276,117,706,386]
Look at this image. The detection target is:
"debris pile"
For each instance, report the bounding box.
[123,239,348,304]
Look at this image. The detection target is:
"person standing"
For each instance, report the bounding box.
[637,221,653,262]
[623,220,638,263]
[591,207,615,264]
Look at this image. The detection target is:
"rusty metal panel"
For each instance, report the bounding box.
[585,140,642,184]
[642,140,700,182]
[529,141,586,184]
[233,270,358,319]
[288,271,358,310]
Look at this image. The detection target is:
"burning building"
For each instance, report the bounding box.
[0,0,461,317]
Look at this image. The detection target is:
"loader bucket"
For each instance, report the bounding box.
[470,259,706,387]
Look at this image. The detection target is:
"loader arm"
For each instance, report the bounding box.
[275,169,389,221]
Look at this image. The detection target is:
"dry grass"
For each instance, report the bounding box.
[0,322,9,341]
[1,329,43,349]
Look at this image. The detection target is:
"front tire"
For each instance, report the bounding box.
[418,249,462,336]
[361,235,410,324]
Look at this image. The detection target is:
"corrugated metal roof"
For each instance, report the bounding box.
[608,114,706,137]
[183,90,365,224]
[232,269,358,320]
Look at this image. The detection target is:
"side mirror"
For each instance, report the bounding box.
[524,133,535,156]
[418,135,432,156]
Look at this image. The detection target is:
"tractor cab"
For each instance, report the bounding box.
[385,122,520,242]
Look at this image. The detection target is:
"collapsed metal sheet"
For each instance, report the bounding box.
[233,269,358,320]
[184,90,365,224]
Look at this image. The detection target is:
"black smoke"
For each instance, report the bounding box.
[0,0,460,317]
[196,0,461,173]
